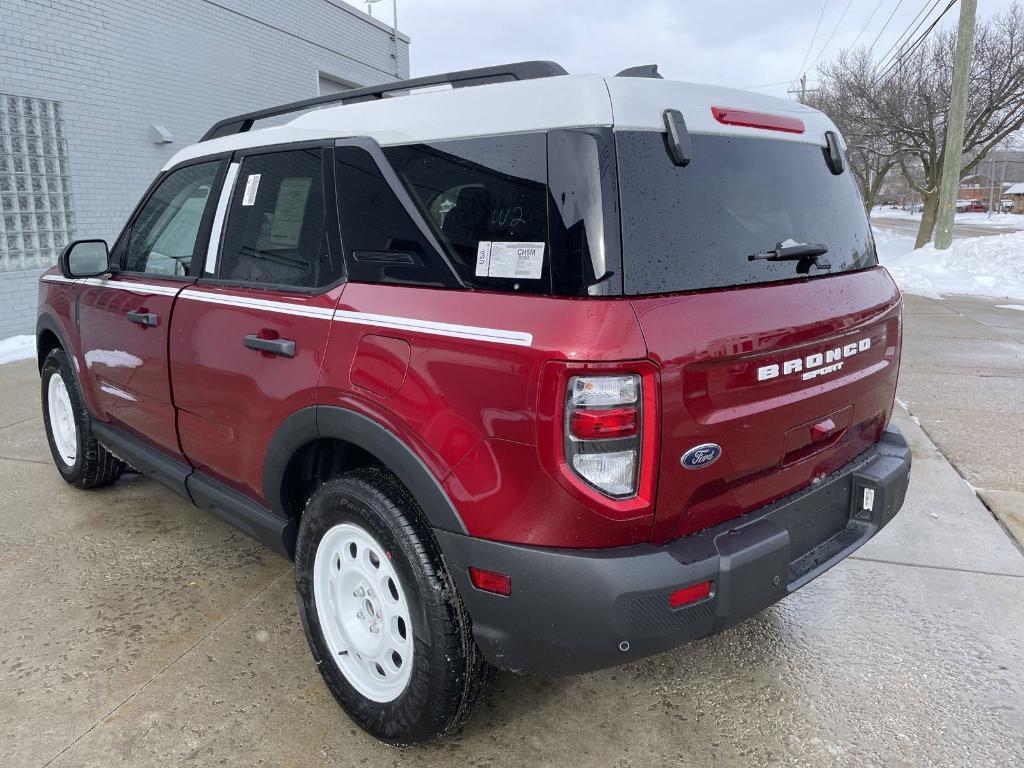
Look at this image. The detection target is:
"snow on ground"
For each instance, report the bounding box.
[998,304,1024,312]
[871,207,1024,230]
[0,335,34,365]
[873,225,1024,300]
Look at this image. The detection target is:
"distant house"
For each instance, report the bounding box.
[1005,182,1024,214]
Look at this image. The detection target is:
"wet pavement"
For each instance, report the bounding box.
[899,294,1024,547]
[1,352,1023,767]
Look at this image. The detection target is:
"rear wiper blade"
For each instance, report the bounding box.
[747,242,830,273]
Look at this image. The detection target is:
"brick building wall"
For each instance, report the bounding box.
[0,0,409,338]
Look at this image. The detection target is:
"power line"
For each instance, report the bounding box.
[848,0,889,50]
[743,79,810,89]
[794,0,829,85]
[866,0,909,54]
[805,0,857,73]
[874,0,944,74]
[875,0,960,86]
[876,0,959,83]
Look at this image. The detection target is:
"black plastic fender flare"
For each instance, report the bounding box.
[262,405,468,536]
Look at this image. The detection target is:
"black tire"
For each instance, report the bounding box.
[295,467,492,745]
[40,348,124,489]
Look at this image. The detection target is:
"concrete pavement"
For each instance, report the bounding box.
[898,294,1024,549]
[1,350,1023,765]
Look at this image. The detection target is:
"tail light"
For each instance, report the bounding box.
[565,374,643,498]
[536,361,659,526]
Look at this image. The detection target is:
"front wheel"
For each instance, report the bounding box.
[40,348,124,488]
[295,468,491,745]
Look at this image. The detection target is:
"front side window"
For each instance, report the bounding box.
[124,161,221,276]
[218,148,338,288]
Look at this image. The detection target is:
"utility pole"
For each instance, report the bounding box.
[988,151,996,218]
[391,0,400,77]
[934,0,978,249]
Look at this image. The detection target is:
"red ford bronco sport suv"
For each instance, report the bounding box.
[36,62,911,744]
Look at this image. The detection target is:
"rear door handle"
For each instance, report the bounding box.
[244,334,296,358]
[126,310,159,327]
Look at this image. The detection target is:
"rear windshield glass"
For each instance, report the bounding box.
[616,131,877,295]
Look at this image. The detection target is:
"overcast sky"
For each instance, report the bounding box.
[363,0,1018,99]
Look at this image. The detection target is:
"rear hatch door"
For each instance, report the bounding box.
[615,124,902,543]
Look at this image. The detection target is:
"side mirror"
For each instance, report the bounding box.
[59,239,112,279]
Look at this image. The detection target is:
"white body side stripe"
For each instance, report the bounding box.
[41,274,181,296]
[41,274,533,348]
[180,291,533,347]
[332,309,533,347]
[181,290,336,320]
[80,277,182,296]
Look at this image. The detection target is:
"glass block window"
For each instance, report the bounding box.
[0,94,75,272]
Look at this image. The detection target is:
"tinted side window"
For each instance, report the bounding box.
[219,148,338,289]
[124,161,221,276]
[335,145,458,288]
[384,134,550,293]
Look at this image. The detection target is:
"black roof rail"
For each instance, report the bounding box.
[200,60,569,142]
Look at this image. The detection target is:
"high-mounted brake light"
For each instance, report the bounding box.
[711,106,805,134]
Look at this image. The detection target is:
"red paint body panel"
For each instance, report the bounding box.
[630,267,902,544]
[37,272,107,419]
[319,282,652,547]
[39,265,901,551]
[76,274,188,457]
[350,335,411,398]
[169,283,341,502]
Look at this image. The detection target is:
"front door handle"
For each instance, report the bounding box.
[244,334,296,358]
[126,310,159,327]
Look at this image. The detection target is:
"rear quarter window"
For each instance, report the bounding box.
[383,134,551,293]
[616,131,877,295]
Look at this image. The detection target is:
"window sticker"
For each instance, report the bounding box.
[241,173,261,206]
[475,241,544,279]
[268,177,312,248]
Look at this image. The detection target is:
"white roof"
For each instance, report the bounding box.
[164,73,838,171]
[1005,182,1024,195]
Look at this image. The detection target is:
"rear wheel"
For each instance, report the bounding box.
[40,348,124,488]
[295,468,491,745]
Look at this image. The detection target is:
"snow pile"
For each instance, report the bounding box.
[0,335,34,365]
[871,207,1024,230]
[873,227,1024,300]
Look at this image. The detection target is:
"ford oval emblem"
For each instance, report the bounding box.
[680,443,722,469]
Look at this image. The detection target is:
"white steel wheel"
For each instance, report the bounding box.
[47,373,77,466]
[313,522,414,703]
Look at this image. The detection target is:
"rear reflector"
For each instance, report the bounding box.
[468,567,511,596]
[711,106,805,134]
[570,407,639,439]
[669,580,712,608]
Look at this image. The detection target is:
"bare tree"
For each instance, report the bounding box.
[804,50,899,212]
[812,3,1024,247]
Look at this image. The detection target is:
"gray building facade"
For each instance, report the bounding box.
[0,0,409,337]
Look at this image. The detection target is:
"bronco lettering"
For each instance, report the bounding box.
[758,337,871,382]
